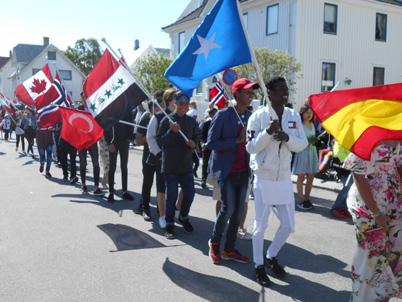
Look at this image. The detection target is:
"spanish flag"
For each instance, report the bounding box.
[309,83,402,160]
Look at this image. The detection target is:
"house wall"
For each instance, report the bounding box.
[295,0,402,108]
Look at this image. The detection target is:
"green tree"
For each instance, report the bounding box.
[235,48,301,102]
[64,38,102,76]
[133,54,172,94]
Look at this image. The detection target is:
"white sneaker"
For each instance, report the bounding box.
[159,216,166,229]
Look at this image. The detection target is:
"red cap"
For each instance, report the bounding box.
[232,78,259,94]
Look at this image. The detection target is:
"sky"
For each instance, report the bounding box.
[0,0,189,63]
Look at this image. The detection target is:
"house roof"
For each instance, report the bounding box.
[162,0,208,30]
[155,48,170,57]
[13,44,46,64]
[162,0,402,31]
[0,57,9,69]
[376,0,402,6]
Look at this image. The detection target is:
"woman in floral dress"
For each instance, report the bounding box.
[344,141,401,302]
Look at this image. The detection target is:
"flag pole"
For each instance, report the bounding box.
[100,39,192,144]
[117,120,148,130]
[235,0,278,121]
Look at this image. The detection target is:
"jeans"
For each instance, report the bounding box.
[165,172,195,225]
[332,172,353,209]
[211,172,248,251]
[38,145,53,172]
[79,144,100,186]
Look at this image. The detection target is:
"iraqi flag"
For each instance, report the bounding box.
[83,49,148,129]
[209,81,228,108]
[309,83,402,160]
[0,92,17,114]
[15,64,60,109]
[59,107,104,151]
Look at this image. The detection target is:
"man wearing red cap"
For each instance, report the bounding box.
[206,77,258,265]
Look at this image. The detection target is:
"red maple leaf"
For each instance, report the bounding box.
[30,78,47,94]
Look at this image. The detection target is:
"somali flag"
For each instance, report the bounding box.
[165,0,252,96]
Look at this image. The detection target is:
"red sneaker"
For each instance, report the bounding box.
[222,249,250,263]
[208,240,221,265]
[39,164,44,173]
[331,208,347,219]
[341,208,352,218]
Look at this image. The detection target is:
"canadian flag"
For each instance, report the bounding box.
[0,92,17,114]
[15,64,60,109]
[83,49,148,129]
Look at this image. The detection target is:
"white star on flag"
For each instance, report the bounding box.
[192,33,220,60]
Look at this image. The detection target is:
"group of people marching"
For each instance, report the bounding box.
[1,75,400,302]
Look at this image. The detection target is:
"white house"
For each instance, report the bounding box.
[162,0,402,109]
[0,37,85,102]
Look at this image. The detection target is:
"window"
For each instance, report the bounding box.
[32,68,40,75]
[266,4,279,35]
[321,62,336,92]
[324,3,337,34]
[59,69,72,81]
[47,51,56,60]
[375,13,387,41]
[243,12,249,29]
[373,67,385,86]
[178,31,185,54]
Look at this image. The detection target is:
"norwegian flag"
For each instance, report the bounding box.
[37,71,73,128]
[15,64,60,109]
[0,92,17,114]
[209,81,228,108]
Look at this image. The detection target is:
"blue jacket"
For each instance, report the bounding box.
[206,107,251,182]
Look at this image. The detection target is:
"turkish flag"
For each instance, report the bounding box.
[60,107,104,151]
[15,64,60,109]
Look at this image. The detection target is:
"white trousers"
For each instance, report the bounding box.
[252,190,295,267]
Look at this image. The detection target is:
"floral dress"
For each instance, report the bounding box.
[344,143,401,302]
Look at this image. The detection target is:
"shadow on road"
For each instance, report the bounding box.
[163,258,259,302]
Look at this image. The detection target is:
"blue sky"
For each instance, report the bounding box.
[1,0,189,63]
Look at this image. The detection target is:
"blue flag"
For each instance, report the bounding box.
[165,0,252,96]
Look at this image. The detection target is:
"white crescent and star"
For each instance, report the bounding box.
[68,113,94,134]
[193,33,220,60]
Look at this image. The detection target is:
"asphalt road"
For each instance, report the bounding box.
[0,138,356,302]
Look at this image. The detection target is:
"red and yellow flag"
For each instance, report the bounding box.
[309,83,402,160]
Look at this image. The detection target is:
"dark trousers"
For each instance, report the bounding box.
[25,130,35,154]
[59,142,77,178]
[141,162,156,209]
[109,140,129,193]
[4,130,9,141]
[165,172,195,225]
[193,152,199,176]
[16,135,25,151]
[201,149,211,182]
[211,172,248,251]
[79,144,100,186]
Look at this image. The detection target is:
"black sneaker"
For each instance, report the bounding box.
[265,257,286,279]
[45,171,52,178]
[133,204,143,215]
[122,192,134,201]
[142,208,151,221]
[82,185,88,193]
[297,200,313,210]
[70,176,79,184]
[63,175,68,182]
[107,193,115,203]
[164,225,175,240]
[201,181,207,189]
[255,265,271,287]
[178,217,194,233]
[92,188,103,195]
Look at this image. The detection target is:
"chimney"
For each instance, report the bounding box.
[43,37,49,46]
[134,39,140,51]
